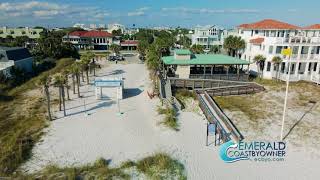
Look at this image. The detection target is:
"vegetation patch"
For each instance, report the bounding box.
[136,153,187,180]
[14,153,186,180]
[0,58,74,176]
[214,94,269,123]
[157,105,179,131]
[174,89,196,107]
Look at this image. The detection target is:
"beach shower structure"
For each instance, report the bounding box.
[94,77,124,100]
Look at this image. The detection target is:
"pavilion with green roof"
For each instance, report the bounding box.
[162,49,250,81]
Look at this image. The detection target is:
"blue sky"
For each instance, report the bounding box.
[0,0,320,28]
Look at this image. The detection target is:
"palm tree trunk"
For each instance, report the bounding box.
[81,71,84,82]
[66,85,70,100]
[58,87,62,111]
[86,70,89,84]
[62,86,66,116]
[76,73,80,98]
[72,75,75,94]
[44,86,52,121]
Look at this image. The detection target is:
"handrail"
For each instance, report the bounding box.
[199,91,243,142]
[169,77,265,89]
[204,92,242,140]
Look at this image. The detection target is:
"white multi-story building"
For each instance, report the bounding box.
[107,23,125,33]
[191,25,225,50]
[0,27,43,39]
[238,19,320,83]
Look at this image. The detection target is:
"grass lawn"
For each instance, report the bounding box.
[0,58,75,176]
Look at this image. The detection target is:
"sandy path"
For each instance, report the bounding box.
[22,61,320,180]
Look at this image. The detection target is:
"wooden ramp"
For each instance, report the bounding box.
[197,91,243,144]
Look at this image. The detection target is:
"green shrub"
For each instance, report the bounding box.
[136,153,187,180]
[157,106,179,131]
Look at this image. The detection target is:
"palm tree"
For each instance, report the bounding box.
[210,45,221,54]
[253,55,266,78]
[62,69,71,100]
[70,68,76,95]
[190,44,204,54]
[71,62,82,98]
[37,73,52,121]
[223,35,246,57]
[110,44,121,55]
[80,53,93,84]
[272,56,282,81]
[53,73,67,116]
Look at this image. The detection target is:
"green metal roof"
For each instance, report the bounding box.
[174,49,192,55]
[162,54,250,65]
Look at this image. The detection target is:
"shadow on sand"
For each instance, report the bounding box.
[124,88,143,99]
[96,69,126,77]
[56,101,116,119]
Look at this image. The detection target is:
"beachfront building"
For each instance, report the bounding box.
[62,30,114,50]
[191,25,225,50]
[0,46,34,77]
[162,49,250,81]
[0,27,43,39]
[120,40,138,51]
[238,19,320,83]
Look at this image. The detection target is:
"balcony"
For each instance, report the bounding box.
[275,36,320,44]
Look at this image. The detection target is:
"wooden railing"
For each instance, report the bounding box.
[189,74,249,82]
[197,92,243,143]
[169,77,263,90]
[197,84,265,97]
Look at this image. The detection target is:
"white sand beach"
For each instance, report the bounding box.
[22,57,320,180]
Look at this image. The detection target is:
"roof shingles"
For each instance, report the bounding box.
[68,30,113,38]
[238,19,300,30]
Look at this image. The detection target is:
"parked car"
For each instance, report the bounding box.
[109,55,125,61]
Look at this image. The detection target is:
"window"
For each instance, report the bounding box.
[269,46,274,54]
[298,63,301,71]
[301,46,309,54]
[267,62,271,71]
[255,30,259,34]
[290,64,295,73]
[314,63,318,71]
[276,46,283,54]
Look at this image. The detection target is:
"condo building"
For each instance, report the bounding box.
[191,25,226,50]
[238,19,320,83]
[0,27,43,39]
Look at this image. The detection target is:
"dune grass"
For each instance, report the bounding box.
[135,153,186,180]
[157,105,179,131]
[15,153,186,180]
[0,58,75,176]
[174,89,196,107]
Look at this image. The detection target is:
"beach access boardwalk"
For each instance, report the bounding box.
[197,91,243,144]
[163,77,264,144]
[169,77,264,94]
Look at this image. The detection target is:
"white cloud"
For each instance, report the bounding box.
[161,7,260,14]
[127,7,150,17]
[128,11,145,17]
[0,1,112,25]
[137,7,150,11]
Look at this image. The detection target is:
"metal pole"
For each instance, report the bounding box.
[280,52,292,140]
[206,122,209,146]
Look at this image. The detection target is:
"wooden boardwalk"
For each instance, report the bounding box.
[169,77,265,96]
[197,91,243,144]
